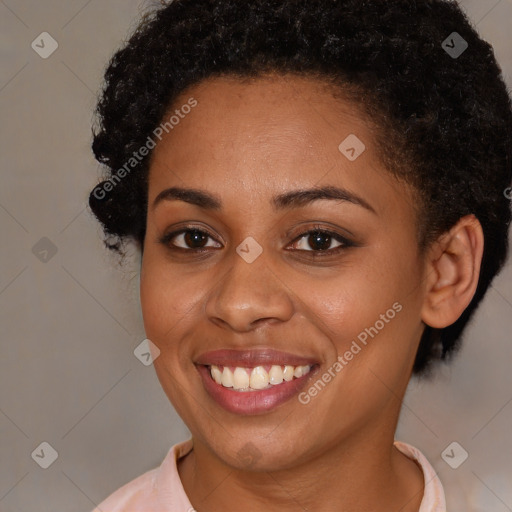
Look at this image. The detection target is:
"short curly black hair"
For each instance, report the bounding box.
[89,0,512,375]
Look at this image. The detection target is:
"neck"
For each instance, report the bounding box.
[178,424,424,512]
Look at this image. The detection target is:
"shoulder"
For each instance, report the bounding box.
[91,439,194,512]
[394,440,447,512]
[91,468,157,511]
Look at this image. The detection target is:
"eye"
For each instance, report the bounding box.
[160,228,222,251]
[289,228,353,255]
[159,225,354,256]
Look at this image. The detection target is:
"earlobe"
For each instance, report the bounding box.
[421,214,484,329]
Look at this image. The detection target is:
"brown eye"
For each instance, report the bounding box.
[292,230,347,253]
[183,230,209,248]
[161,228,222,250]
[307,232,336,251]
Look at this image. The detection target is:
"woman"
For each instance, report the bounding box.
[88,0,512,510]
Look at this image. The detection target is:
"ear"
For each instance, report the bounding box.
[421,214,484,329]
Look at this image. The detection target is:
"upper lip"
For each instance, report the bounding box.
[195,348,319,368]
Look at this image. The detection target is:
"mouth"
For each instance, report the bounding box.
[195,349,320,415]
[208,364,313,391]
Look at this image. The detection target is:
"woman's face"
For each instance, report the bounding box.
[140,74,429,470]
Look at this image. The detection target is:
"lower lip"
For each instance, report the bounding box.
[197,365,317,415]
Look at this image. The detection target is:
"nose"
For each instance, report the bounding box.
[205,248,294,333]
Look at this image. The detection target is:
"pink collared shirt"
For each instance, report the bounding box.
[92,439,446,511]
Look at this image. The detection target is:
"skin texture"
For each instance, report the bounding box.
[140,74,484,512]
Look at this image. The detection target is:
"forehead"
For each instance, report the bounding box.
[147,74,406,218]
[158,73,374,158]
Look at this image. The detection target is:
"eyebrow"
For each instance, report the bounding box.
[152,185,377,214]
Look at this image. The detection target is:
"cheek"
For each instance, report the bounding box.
[309,251,423,365]
[139,252,199,343]
[303,259,406,331]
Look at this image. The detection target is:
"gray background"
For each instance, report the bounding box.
[0,0,511,510]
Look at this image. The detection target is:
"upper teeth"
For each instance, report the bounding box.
[210,364,312,391]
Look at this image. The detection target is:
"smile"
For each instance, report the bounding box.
[209,364,313,391]
[195,348,320,414]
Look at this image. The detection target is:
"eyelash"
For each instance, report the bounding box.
[159,224,355,257]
